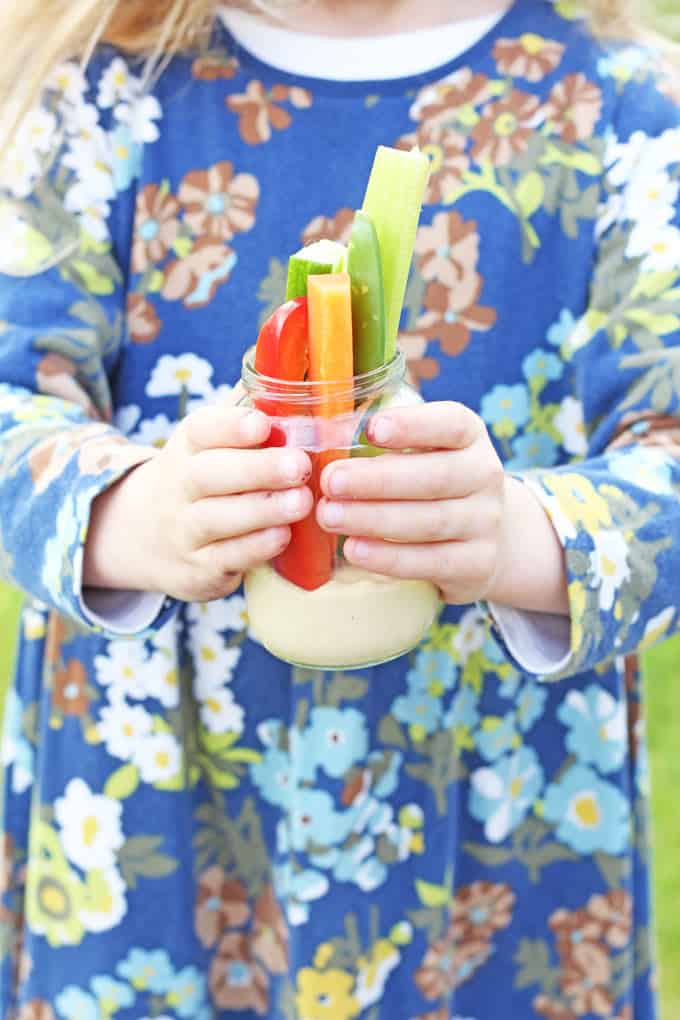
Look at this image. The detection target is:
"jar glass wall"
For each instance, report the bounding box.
[238,348,440,670]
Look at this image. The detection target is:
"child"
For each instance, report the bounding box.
[0,0,678,1016]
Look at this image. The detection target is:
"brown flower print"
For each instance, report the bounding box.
[36,354,101,421]
[587,890,632,949]
[415,211,481,290]
[132,184,181,273]
[609,411,680,456]
[396,333,440,390]
[192,53,239,81]
[413,277,497,358]
[162,239,235,309]
[251,884,288,974]
[534,994,577,1020]
[470,89,540,166]
[542,73,603,143]
[410,68,496,137]
[210,931,269,1014]
[77,433,152,478]
[398,127,469,204]
[0,834,15,897]
[493,34,565,82]
[659,60,680,105]
[15,1002,56,1020]
[549,905,603,955]
[301,207,355,247]
[450,881,516,942]
[53,658,89,717]
[195,869,250,949]
[415,931,491,999]
[178,161,259,242]
[227,81,312,145]
[28,423,110,495]
[127,294,161,344]
[559,941,612,1016]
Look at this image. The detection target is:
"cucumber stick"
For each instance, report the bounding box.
[361,146,430,359]
[347,210,386,376]
[285,239,347,300]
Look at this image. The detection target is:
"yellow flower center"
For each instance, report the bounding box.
[494,112,518,137]
[155,751,170,769]
[520,32,545,55]
[123,723,134,737]
[40,879,69,918]
[122,665,134,679]
[175,368,192,382]
[573,793,600,828]
[206,697,221,714]
[652,241,669,254]
[600,554,618,578]
[82,815,100,847]
[200,646,217,662]
[116,145,129,160]
[510,777,523,799]
[165,669,178,688]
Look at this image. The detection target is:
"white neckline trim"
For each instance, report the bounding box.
[218,8,505,81]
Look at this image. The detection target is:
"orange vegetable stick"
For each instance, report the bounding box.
[307,272,355,420]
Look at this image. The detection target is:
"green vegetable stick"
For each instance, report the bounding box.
[285,239,348,300]
[361,146,430,359]
[347,210,386,376]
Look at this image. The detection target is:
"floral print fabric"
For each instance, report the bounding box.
[0,1,678,1017]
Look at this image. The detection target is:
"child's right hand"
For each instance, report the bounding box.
[83,404,313,602]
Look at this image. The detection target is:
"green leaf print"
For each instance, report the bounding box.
[514,171,545,219]
[325,673,369,707]
[465,817,579,883]
[593,851,631,890]
[415,879,451,908]
[117,835,178,888]
[377,715,408,751]
[514,937,559,996]
[257,257,287,327]
[104,763,140,801]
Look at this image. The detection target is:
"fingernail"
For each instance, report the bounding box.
[322,501,344,526]
[328,469,348,496]
[370,416,394,445]
[242,410,266,442]
[281,489,302,513]
[350,540,370,562]
[281,452,304,482]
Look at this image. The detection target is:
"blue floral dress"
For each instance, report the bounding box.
[0,1,679,1017]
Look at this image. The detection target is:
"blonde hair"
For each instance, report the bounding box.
[0,0,668,151]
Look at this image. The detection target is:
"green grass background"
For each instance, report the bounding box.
[0,2,677,1012]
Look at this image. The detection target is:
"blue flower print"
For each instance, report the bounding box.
[392,688,442,737]
[117,948,175,994]
[334,835,387,890]
[406,648,457,697]
[547,309,577,348]
[557,685,626,774]
[1,688,35,794]
[516,682,548,733]
[110,123,142,192]
[608,447,674,496]
[543,763,629,854]
[368,749,403,797]
[444,686,480,731]
[470,747,544,843]
[251,746,295,809]
[507,432,559,469]
[597,46,648,83]
[300,706,369,780]
[476,713,519,762]
[165,966,207,1018]
[522,349,564,383]
[480,384,531,438]
[289,789,352,851]
[56,987,99,1020]
[90,976,134,1011]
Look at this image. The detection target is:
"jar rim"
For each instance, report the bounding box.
[240,346,406,404]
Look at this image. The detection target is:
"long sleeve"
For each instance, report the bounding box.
[0,56,176,636]
[499,77,680,679]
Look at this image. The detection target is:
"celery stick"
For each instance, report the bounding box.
[361,146,430,359]
[285,239,348,300]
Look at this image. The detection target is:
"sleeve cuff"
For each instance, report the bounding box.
[80,587,176,636]
[487,602,571,676]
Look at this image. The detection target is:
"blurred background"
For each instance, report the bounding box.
[0,1,678,1015]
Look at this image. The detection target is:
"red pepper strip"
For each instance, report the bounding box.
[254,297,308,416]
[254,297,333,591]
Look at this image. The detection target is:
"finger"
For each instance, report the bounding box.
[366,401,484,451]
[186,447,312,500]
[183,403,271,452]
[317,496,486,542]
[343,536,497,588]
[197,525,292,575]
[189,487,313,548]
[321,444,498,501]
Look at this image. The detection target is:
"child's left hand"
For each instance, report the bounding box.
[317,401,568,612]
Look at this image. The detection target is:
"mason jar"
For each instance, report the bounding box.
[238,347,440,670]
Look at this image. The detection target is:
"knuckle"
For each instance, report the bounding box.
[423,502,450,541]
[473,541,498,582]
[430,462,453,499]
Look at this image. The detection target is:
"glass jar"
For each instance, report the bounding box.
[239,347,440,670]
